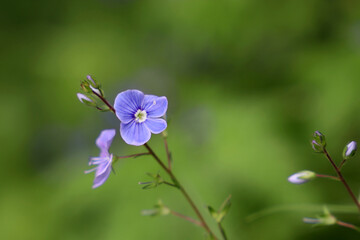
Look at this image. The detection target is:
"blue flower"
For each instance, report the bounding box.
[85,129,116,188]
[114,90,168,146]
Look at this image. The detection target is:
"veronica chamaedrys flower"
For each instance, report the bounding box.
[114,90,168,146]
[85,129,116,188]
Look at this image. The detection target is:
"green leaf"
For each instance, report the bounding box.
[208,195,232,223]
[217,195,232,223]
[207,206,218,219]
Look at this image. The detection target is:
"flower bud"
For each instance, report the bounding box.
[303,207,336,226]
[313,131,326,146]
[77,93,92,104]
[343,141,357,159]
[81,75,103,96]
[89,85,102,96]
[311,131,326,153]
[311,140,324,153]
[86,75,96,86]
[141,200,170,216]
[288,170,316,184]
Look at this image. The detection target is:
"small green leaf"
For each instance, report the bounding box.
[208,195,232,223]
[217,195,232,223]
[207,206,218,220]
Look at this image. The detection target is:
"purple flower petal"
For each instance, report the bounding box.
[120,121,151,146]
[96,129,116,157]
[114,90,145,123]
[145,118,167,134]
[93,163,112,189]
[143,95,168,118]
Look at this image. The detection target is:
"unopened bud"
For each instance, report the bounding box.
[288,170,316,184]
[303,207,336,226]
[141,200,170,217]
[313,131,326,146]
[311,140,324,153]
[89,85,101,96]
[86,75,96,86]
[343,141,357,159]
[77,93,93,104]
[81,75,103,96]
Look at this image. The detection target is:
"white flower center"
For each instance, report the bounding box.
[134,109,147,123]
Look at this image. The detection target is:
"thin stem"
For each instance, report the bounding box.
[170,210,203,227]
[323,148,360,212]
[91,90,116,113]
[338,159,347,170]
[163,137,172,170]
[144,143,217,239]
[215,194,231,239]
[217,223,227,240]
[315,174,340,181]
[336,220,360,232]
[163,181,179,188]
[116,152,150,159]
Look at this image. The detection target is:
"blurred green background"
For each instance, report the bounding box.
[1,0,360,239]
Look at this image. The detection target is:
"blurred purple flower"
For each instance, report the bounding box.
[114,90,168,146]
[85,129,116,188]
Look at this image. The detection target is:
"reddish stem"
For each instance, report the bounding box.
[338,159,347,170]
[91,90,116,113]
[315,174,340,181]
[323,149,360,212]
[337,221,360,232]
[116,153,150,159]
[170,210,203,227]
[163,137,172,170]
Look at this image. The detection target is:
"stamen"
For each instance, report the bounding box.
[146,100,157,111]
[134,109,147,123]
[84,167,97,174]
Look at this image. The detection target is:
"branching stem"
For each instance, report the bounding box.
[323,148,360,212]
[95,94,218,239]
[144,143,217,239]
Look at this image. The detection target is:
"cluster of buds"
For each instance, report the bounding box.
[77,75,109,111]
[289,131,360,232]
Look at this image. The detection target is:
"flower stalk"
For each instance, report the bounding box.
[144,143,218,239]
[323,148,360,212]
[170,210,203,227]
[315,174,340,181]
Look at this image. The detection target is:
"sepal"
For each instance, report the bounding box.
[141,200,170,216]
[303,206,337,227]
[138,172,165,190]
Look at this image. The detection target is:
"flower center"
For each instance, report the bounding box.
[134,109,147,123]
